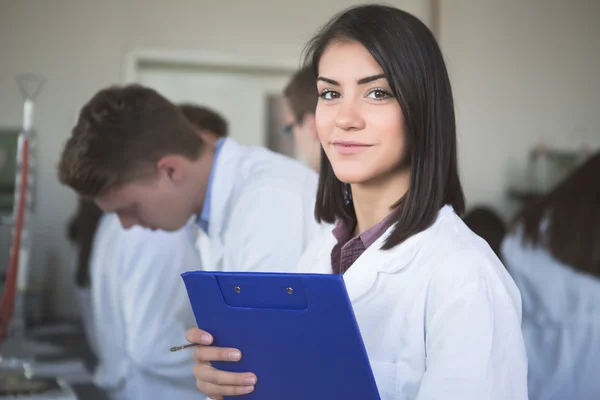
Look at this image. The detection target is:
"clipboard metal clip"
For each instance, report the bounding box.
[233,286,294,295]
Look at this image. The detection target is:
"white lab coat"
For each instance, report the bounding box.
[296,205,528,400]
[502,228,600,400]
[195,138,321,273]
[90,213,202,400]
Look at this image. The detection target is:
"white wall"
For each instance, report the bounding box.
[440,0,600,219]
[0,0,429,318]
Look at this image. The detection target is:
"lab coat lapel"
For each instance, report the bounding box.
[208,235,224,271]
[195,229,212,270]
[307,228,382,302]
[307,233,337,274]
[342,218,432,302]
[304,207,451,302]
[342,229,393,302]
[204,139,242,271]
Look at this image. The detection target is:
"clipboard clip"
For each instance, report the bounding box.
[217,276,307,310]
[233,286,294,295]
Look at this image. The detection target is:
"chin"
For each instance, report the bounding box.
[331,166,373,185]
[161,224,182,232]
[170,217,193,231]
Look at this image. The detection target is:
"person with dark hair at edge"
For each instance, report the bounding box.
[186,4,527,400]
[179,103,228,147]
[502,151,600,400]
[463,205,507,261]
[283,66,321,172]
[66,198,103,353]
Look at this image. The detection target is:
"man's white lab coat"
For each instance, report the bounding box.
[90,213,201,400]
[195,138,321,273]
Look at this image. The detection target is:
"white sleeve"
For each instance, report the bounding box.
[415,255,528,400]
[225,186,312,273]
[120,226,201,384]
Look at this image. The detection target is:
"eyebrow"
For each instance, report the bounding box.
[317,73,387,86]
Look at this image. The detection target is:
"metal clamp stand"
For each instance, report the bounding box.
[0,73,43,358]
[0,75,76,399]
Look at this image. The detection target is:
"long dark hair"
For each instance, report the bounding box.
[513,151,600,277]
[304,4,465,249]
[67,199,103,287]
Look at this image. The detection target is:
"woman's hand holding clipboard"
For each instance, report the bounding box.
[185,327,258,399]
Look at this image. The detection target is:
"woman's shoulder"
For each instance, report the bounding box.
[423,206,505,269]
[417,206,523,316]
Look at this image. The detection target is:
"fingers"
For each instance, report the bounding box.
[186,327,213,345]
[194,345,244,363]
[187,327,258,398]
[201,381,254,397]
[194,363,257,398]
[194,363,258,386]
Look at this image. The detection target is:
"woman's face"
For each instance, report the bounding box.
[316,41,407,185]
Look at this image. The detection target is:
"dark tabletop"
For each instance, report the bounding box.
[29,321,108,400]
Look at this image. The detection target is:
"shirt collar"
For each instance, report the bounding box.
[198,138,226,234]
[332,210,396,250]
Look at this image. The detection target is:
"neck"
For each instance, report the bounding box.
[190,146,216,215]
[351,168,410,235]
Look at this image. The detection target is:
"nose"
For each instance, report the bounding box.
[334,98,365,132]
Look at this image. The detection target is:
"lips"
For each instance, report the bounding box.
[332,140,373,155]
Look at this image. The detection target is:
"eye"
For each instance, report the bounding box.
[367,89,393,100]
[319,89,341,100]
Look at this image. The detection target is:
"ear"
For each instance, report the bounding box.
[156,155,185,184]
[302,113,318,139]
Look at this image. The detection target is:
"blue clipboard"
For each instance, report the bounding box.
[181,271,381,399]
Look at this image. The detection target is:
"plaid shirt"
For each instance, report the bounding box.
[330,213,394,274]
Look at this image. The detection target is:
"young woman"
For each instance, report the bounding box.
[186,5,528,399]
[502,152,600,400]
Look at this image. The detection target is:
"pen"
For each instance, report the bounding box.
[170,343,200,352]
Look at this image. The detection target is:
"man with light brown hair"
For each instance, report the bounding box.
[59,84,319,272]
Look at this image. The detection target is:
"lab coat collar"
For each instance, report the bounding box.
[317,205,454,302]
[197,138,226,234]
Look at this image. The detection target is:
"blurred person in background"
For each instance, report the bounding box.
[180,103,228,148]
[463,205,507,261]
[67,200,202,400]
[59,87,321,399]
[283,66,321,172]
[66,198,103,353]
[502,151,600,400]
[58,85,320,276]
[89,213,200,400]
[64,105,231,400]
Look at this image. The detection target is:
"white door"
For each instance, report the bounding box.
[138,63,293,148]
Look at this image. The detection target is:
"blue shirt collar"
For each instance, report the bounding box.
[198,138,226,234]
